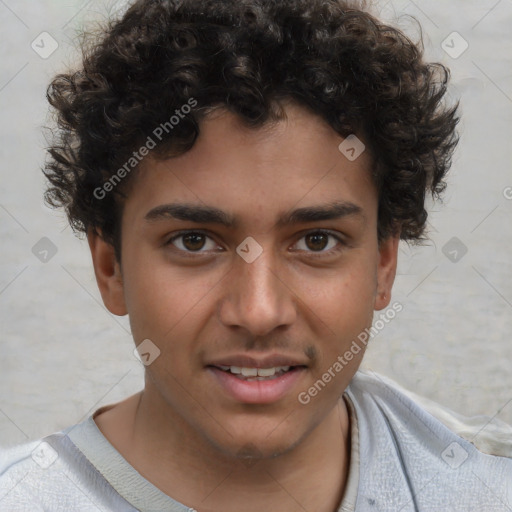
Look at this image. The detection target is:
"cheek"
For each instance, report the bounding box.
[122,256,222,347]
[294,258,377,379]
[299,256,377,327]
[301,270,376,397]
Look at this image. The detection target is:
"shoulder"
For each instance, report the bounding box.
[0,437,56,511]
[1,421,124,512]
[348,369,512,459]
[1,419,140,512]
[345,370,512,510]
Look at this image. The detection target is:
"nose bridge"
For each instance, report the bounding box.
[240,247,280,300]
[222,240,295,335]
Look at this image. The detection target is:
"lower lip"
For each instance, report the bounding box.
[207,367,306,404]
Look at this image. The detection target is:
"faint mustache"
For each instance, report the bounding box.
[211,336,317,362]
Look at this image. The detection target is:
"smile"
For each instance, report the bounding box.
[208,365,306,403]
[216,365,292,380]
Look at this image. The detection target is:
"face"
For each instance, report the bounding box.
[90,101,399,460]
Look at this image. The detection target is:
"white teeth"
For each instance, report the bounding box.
[218,365,292,377]
[257,367,276,377]
[241,367,258,377]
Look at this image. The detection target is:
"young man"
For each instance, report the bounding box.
[1,0,511,510]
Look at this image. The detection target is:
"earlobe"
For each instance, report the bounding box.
[87,230,127,316]
[374,232,400,311]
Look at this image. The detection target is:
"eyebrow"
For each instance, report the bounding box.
[144,200,364,228]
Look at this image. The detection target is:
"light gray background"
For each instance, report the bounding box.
[1,0,511,447]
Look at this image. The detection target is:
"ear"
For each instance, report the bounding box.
[87,230,127,316]
[374,232,400,311]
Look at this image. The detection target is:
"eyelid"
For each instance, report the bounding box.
[291,229,347,256]
[165,229,222,253]
[165,229,347,256]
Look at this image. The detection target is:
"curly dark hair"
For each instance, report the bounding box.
[44,0,459,260]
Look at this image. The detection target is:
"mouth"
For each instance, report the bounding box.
[212,365,302,381]
[206,359,308,404]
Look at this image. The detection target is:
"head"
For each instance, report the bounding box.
[44,0,459,459]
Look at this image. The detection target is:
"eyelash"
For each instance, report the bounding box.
[165,229,347,257]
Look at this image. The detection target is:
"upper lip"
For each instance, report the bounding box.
[206,353,309,369]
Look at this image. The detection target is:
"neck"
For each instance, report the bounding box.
[95,385,352,512]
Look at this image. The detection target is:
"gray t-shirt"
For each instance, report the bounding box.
[1,370,511,511]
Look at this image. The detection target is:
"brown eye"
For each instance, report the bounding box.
[305,232,329,251]
[167,231,218,253]
[294,230,345,255]
[182,233,206,251]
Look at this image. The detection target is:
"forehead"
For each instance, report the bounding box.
[124,102,377,229]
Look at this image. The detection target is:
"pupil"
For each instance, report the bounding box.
[183,233,205,251]
[307,233,327,251]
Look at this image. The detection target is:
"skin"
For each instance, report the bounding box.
[88,101,400,512]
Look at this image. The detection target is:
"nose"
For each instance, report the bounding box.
[218,244,297,337]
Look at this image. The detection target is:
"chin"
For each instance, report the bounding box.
[202,421,309,463]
